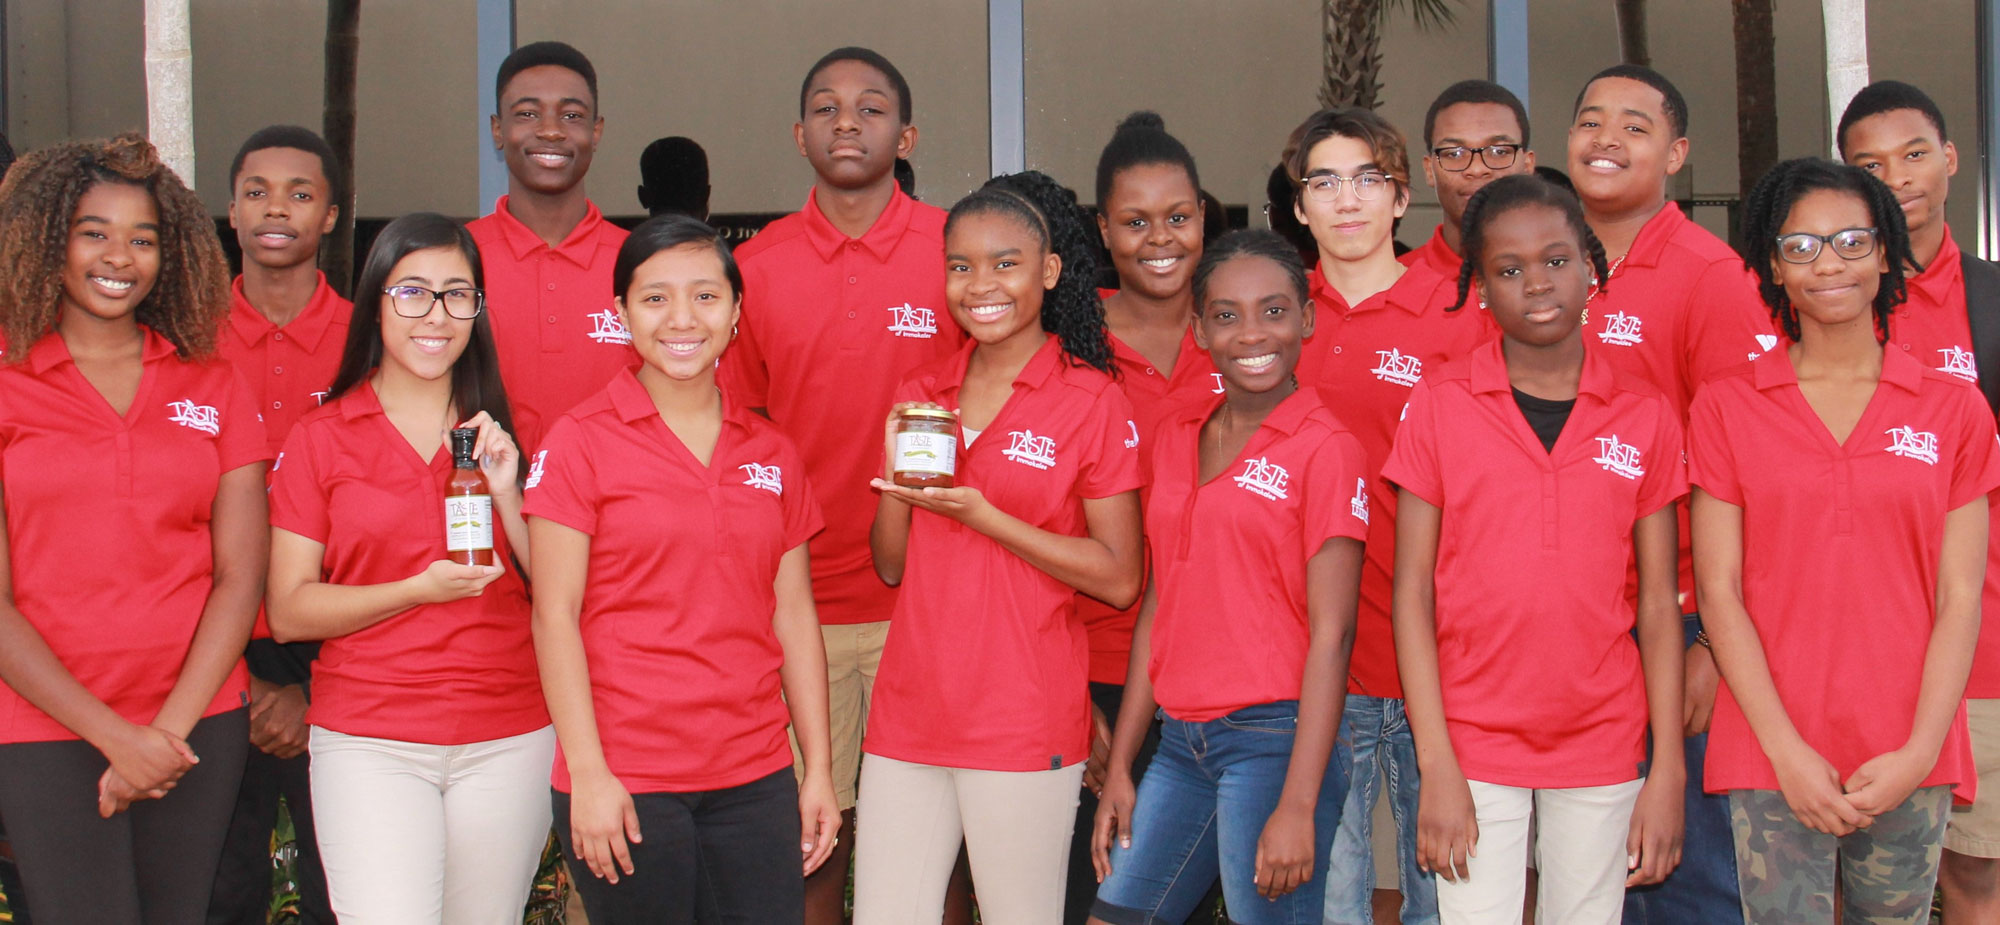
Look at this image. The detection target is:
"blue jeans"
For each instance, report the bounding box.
[1622,615,1743,923]
[1323,694,1435,925]
[1094,701,1348,925]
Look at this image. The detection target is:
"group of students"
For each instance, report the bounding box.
[0,34,1992,925]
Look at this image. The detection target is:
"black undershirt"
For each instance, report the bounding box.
[1512,387,1576,453]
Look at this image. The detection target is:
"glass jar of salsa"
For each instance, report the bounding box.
[893,407,958,488]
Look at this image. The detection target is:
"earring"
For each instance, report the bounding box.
[1580,306,1590,326]
[1477,299,1487,311]
[1590,275,1600,288]
[731,324,739,338]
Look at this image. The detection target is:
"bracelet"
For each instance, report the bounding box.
[1694,629,1713,649]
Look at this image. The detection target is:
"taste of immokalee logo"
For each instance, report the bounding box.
[587,308,632,345]
[1885,426,1940,466]
[1232,456,1290,501]
[167,398,220,436]
[1592,434,1645,480]
[1370,348,1422,387]
[1597,311,1644,347]
[1002,430,1058,470]
[886,303,938,339]
[740,462,784,494]
[1939,346,1979,383]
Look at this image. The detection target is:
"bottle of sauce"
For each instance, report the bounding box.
[445,427,495,566]
[893,407,958,489]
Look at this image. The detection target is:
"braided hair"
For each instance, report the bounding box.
[1737,158,1911,343]
[1193,229,1309,308]
[946,171,1116,375]
[1451,174,1609,312]
[1093,111,1201,206]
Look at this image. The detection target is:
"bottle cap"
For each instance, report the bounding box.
[450,428,478,461]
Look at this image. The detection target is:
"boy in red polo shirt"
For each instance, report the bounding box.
[470,41,632,453]
[716,47,964,923]
[1404,80,1537,276]
[1288,107,1493,925]
[207,125,346,925]
[1567,64,1772,925]
[1840,79,2000,924]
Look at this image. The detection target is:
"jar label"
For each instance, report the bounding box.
[894,431,957,476]
[446,494,494,551]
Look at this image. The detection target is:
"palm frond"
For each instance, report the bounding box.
[1384,0,1459,31]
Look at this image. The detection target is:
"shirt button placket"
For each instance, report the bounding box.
[1834,459,1854,535]
[1541,471,1559,548]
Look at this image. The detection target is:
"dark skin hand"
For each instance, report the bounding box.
[247,677,309,760]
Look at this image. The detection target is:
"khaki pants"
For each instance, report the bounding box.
[789,620,889,811]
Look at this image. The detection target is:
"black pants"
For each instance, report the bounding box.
[0,708,248,925]
[206,746,332,925]
[555,767,803,924]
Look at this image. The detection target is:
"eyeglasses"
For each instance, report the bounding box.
[1773,228,1879,264]
[1429,144,1522,172]
[1299,171,1393,203]
[383,285,486,320]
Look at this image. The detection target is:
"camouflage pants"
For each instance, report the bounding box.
[1728,785,1951,924]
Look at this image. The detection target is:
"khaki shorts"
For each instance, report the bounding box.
[1948,697,2000,857]
[789,620,889,811]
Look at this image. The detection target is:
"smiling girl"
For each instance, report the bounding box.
[1386,174,1686,923]
[0,134,264,925]
[854,171,1144,925]
[266,212,552,923]
[526,214,838,924]
[1691,158,1999,924]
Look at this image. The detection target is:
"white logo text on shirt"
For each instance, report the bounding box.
[1597,312,1644,347]
[1350,477,1370,523]
[524,450,548,489]
[1370,348,1423,387]
[1592,434,1645,480]
[167,399,220,436]
[740,462,784,494]
[1232,457,1291,501]
[1939,346,1979,383]
[1002,430,1058,470]
[1885,426,1940,465]
[886,303,939,339]
[587,308,633,345]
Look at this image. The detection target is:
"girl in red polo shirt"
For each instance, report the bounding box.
[1386,175,1687,923]
[1690,158,1999,924]
[1089,229,1365,924]
[266,212,553,923]
[0,135,266,924]
[854,171,1145,925]
[525,214,839,924]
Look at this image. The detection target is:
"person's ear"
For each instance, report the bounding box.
[1042,251,1062,291]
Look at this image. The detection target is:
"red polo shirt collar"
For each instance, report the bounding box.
[1750,338,1925,395]
[228,272,344,354]
[1467,338,1620,402]
[1909,225,1965,309]
[800,186,917,263]
[30,325,178,374]
[485,195,612,268]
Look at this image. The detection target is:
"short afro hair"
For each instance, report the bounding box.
[494,40,597,112]
[1574,64,1688,140]
[1836,80,1948,159]
[1423,79,1530,149]
[799,47,912,124]
[228,125,341,202]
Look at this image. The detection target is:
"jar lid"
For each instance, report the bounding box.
[900,408,958,423]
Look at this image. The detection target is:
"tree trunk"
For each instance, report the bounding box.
[1732,0,1777,247]
[322,0,361,297]
[1615,0,1650,66]
[1320,0,1384,110]
[1823,0,1869,155]
[142,0,195,184]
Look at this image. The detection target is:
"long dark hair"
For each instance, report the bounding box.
[945,171,1115,375]
[324,212,518,443]
[1737,158,1911,344]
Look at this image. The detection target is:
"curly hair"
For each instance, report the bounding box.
[1737,158,1911,343]
[0,133,229,362]
[945,171,1115,375]
[1451,174,1610,314]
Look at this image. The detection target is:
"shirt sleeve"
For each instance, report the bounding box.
[1076,382,1145,499]
[1682,261,1775,393]
[216,366,273,472]
[267,425,330,544]
[1948,385,2000,510]
[1379,378,1444,508]
[775,436,827,550]
[1685,382,1743,506]
[520,417,601,535]
[1302,427,1371,559]
[1636,397,1690,518]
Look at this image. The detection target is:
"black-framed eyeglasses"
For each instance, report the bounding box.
[383,285,486,320]
[1299,171,1393,203]
[1773,228,1878,264]
[1430,144,1522,172]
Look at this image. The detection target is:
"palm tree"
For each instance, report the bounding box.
[1319,0,1458,109]
[1733,0,1777,245]
[322,0,361,296]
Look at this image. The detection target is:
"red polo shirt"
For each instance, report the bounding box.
[269,383,548,746]
[1297,258,1495,700]
[469,197,633,453]
[1078,315,1220,685]
[1690,346,1998,801]
[1382,341,1685,787]
[1883,231,2000,697]
[720,187,959,629]
[865,337,1144,771]
[524,370,823,793]
[0,329,262,743]
[1400,225,1461,277]
[1146,388,1369,721]
[219,273,352,458]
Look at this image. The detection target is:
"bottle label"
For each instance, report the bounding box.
[446,494,494,552]
[894,431,957,476]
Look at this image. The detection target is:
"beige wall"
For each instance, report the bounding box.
[3,0,1984,248]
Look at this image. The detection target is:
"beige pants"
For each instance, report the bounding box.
[851,753,1084,925]
[1434,778,1643,925]
[1948,697,2000,857]
[790,620,889,810]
